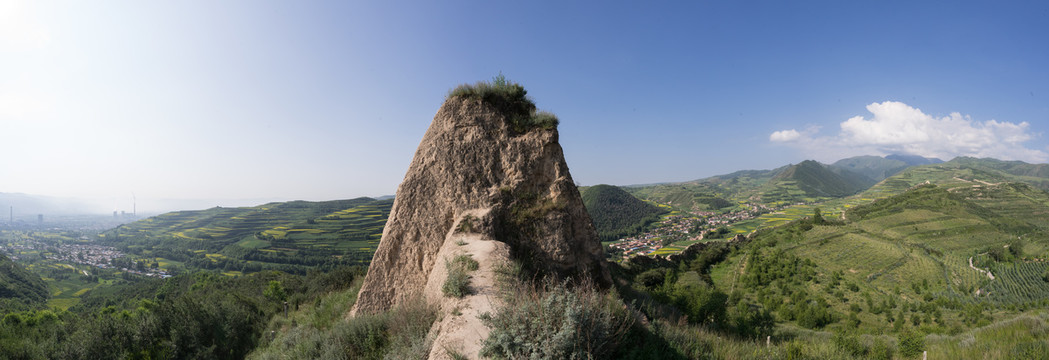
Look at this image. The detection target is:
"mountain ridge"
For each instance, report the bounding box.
[581,184,668,242]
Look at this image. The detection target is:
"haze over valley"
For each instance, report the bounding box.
[3,1,1049,359]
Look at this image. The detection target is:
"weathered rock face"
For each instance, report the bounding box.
[351,96,611,315]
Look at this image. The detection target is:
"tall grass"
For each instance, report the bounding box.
[479,260,635,359]
[925,312,1049,360]
[447,74,558,133]
[442,254,479,298]
[248,279,437,360]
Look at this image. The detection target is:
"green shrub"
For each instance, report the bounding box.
[1012,341,1049,359]
[785,340,805,360]
[897,330,925,357]
[869,337,894,360]
[526,111,559,131]
[670,282,727,326]
[456,215,476,233]
[452,254,479,271]
[445,347,469,360]
[447,74,559,133]
[636,268,668,289]
[727,300,774,339]
[442,255,479,298]
[263,280,287,302]
[382,299,440,360]
[479,279,634,359]
[832,332,866,357]
[443,267,470,298]
[250,296,436,360]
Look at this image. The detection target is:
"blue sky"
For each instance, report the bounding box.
[2,1,1048,212]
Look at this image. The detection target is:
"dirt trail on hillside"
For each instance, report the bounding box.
[969,256,995,280]
[423,212,510,359]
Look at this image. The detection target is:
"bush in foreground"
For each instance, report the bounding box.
[479,276,634,359]
[250,290,436,360]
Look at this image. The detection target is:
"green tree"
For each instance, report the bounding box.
[1008,238,1025,258]
[897,330,925,357]
[812,208,825,225]
[264,280,287,302]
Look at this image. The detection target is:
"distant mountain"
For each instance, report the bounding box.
[835,156,1049,207]
[581,185,668,242]
[628,159,877,210]
[831,154,943,182]
[627,155,1048,213]
[950,157,1049,179]
[769,160,875,198]
[705,167,786,182]
[886,154,944,166]
[0,253,49,304]
[0,192,106,217]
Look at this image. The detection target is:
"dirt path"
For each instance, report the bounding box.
[424,209,510,359]
[969,256,995,280]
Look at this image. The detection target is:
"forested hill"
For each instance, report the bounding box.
[581,184,668,242]
[0,253,48,304]
[771,160,874,198]
[99,197,392,274]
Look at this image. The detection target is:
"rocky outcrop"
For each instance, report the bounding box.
[350,95,611,318]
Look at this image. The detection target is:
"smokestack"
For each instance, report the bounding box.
[9,206,11,223]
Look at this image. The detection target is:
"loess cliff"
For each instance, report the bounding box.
[349,82,610,357]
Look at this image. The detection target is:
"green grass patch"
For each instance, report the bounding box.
[235,236,271,249]
[442,254,479,298]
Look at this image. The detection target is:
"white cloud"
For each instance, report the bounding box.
[769,129,802,142]
[770,101,1048,163]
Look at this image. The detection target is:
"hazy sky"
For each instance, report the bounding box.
[2,1,1048,212]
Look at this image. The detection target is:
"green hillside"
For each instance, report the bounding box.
[832,155,943,182]
[732,157,1049,233]
[706,182,1049,337]
[100,197,392,275]
[625,168,779,213]
[625,182,735,213]
[628,160,875,212]
[581,184,668,241]
[950,157,1049,189]
[832,155,908,182]
[0,253,49,304]
[767,160,874,199]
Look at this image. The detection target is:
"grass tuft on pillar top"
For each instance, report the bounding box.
[447,74,558,133]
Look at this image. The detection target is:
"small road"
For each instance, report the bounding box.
[969,256,995,280]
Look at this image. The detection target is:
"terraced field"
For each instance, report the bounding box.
[726,160,1049,235]
[983,261,1049,304]
[101,197,393,274]
[712,178,1049,334]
